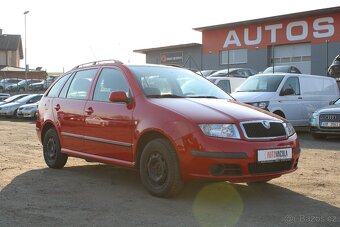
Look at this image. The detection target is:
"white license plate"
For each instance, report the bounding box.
[258,148,292,163]
[321,122,340,127]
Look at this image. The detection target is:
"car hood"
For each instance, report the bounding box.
[150,98,281,123]
[230,92,276,102]
[314,104,340,114]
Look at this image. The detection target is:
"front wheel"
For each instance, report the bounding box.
[43,128,68,169]
[140,138,183,197]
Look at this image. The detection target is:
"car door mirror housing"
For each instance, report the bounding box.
[109,91,129,103]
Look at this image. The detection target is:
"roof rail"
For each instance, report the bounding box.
[72,59,123,69]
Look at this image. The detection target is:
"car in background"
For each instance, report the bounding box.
[196,70,218,77]
[0,94,42,117]
[208,68,257,78]
[208,77,246,94]
[36,60,300,197]
[0,93,10,101]
[0,78,22,92]
[328,54,340,88]
[310,97,340,139]
[28,80,45,91]
[16,101,39,119]
[263,65,301,74]
[231,73,339,127]
[7,79,43,92]
[0,94,28,106]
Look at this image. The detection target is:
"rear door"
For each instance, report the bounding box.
[52,68,98,152]
[82,67,134,162]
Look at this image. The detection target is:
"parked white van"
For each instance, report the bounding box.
[231,74,340,127]
[208,77,246,93]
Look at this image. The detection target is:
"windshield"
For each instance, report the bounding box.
[128,66,232,99]
[263,66,290,73]
[236,75,284,92]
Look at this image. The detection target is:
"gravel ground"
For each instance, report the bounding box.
[0,119,339,227]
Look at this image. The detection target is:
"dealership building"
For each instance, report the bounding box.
[134,6,340,76]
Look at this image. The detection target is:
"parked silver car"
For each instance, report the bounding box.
[0,94,42,117]
[17,101,39,119]
[310,97,340,139]
[0,94,28,106]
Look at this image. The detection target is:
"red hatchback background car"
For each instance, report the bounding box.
[36,60,300,197]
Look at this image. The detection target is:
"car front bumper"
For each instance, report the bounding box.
[177,132,300,182]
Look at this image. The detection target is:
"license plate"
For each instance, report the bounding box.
[258,148,292,163]
[321,122,340,127]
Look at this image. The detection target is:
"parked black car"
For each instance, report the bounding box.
[328,55,340,87]
[263,65,302,74]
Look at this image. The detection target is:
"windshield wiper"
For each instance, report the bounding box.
[187,96,218,99]
[147,94,184,98]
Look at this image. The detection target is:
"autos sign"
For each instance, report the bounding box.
[202,13,340,53]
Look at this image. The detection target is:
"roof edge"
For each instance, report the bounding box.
[134,43,201,54]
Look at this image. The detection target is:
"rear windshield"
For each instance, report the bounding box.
[236,75,284,92]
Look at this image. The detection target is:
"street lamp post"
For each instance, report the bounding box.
[24,10,29,91]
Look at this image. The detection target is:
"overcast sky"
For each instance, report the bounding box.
[1,0,339,72]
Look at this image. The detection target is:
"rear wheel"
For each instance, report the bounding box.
[140,138,183,197]
[43,128,68,169]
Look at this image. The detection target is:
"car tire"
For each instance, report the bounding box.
[312,133,327,140]
[43,128,68,169]
[140,138,183,197]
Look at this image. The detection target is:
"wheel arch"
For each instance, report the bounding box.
[41,122,57,144]
[135,130,177,169]
[273,110,285,118]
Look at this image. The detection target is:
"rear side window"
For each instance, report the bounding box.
[66,69,97,100]
[47,73,72,97]
[93,68,130,102]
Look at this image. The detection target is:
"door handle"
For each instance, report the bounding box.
[298,97,302,99]
[54,104,60,111]
[85,107,94,115]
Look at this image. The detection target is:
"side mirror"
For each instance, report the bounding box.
[329,100,335,105]
[109,91,129,103]
[280,88,295,96]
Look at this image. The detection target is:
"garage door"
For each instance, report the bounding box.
[272,43,311,74]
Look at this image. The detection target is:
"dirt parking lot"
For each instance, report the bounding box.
[0,119,339,226]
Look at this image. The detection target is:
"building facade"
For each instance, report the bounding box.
[135,7,340,76]
[0,29,23,68]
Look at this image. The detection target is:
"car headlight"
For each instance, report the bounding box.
[248,101,269,109]
[199,124,241,139]
[283,122,295,137]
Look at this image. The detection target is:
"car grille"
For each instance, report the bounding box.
[240,121,287,139]
[319,114,340,129]
[248,161,292,174]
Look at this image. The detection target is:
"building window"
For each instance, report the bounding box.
[220,49,247,65]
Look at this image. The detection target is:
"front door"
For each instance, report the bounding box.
[83,67,134,162]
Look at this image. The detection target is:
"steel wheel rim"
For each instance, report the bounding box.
[147,152,168,185]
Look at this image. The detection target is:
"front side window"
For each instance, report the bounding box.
[217,80,231,93]
[93,68,130,102]
[66,69,97,100]
[281,77,300,95]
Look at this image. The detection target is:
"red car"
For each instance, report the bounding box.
[36,60,300,197]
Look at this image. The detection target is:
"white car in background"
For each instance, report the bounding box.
[208,77,246,94]
[17,101,39,119]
